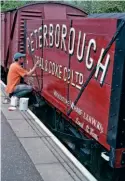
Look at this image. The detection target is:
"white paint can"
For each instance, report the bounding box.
[10,96,19,107]
[19,98,29,111]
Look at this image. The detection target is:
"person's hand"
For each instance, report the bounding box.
[28,74,36,77]
[35,59,40,67]
[31,74,36,77]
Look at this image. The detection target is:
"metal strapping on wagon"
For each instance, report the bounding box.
[66,20,72,113]
[25,21,41,93]
[4,10,18,70]
[67,20,125,116]
[40,20,44,92]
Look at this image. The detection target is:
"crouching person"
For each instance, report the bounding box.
[5,52,40,107]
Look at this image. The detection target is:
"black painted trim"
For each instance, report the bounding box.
[107,19,125,149]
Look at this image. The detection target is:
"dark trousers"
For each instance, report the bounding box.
[9,84,37,105]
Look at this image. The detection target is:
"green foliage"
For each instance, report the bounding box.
[65,0,125,13]
[1,0,27,12]
[1,0,125,13]
[91,1,125,13]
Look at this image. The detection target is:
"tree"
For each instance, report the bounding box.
[91,1,125,13]
[65,0,125,13]
[1,0,27,11]
[1,0,125,13]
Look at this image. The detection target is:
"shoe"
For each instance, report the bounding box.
[3,97,10,104]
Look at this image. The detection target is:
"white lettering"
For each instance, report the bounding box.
[49,24,54,47]
[77,32,86,62]
[79,73,83,85]
[34,29,38,49]
[55,24,60,48]
[39,26,42,48]
[61,24,67,52]
[30,32,34,52]
[43,25,48,47]
[95,48,110,85]
[49,61,52,73]
[27,24,111,88]
[68,27,75,55]
[27,37,30,53]
[86,39,96,70]
[59,65,62,79]
[63,67,67,81]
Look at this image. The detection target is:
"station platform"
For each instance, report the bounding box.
[1,81,97,181]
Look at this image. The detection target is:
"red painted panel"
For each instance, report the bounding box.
[1,13,5,67]
[68,19,116,149]
[3,12,11,68]
[44,4,67,19]
[1,2,87,70]
[9,12,20,68]
[25,19,43,91]
[25,18,117,150]
[42,20,72,114]
[1,11,20,69]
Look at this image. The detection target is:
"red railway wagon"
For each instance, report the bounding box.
[25,14,125,180]
[1,1,125,180]
[1,2,87,71]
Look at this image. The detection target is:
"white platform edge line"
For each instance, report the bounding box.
[0,80,97,181]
